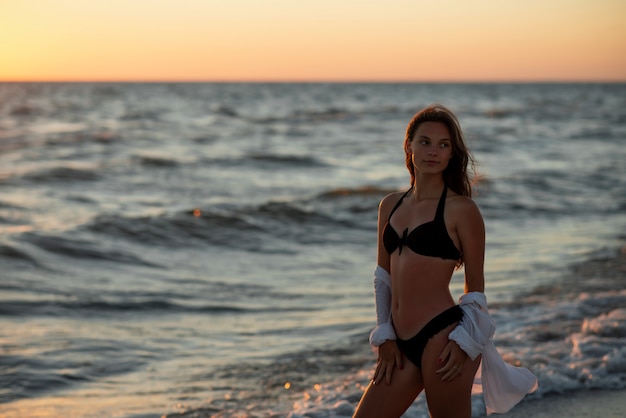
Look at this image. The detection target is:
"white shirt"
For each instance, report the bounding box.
[370,266,538,415]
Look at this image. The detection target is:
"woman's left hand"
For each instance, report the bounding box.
[436,340,468,382]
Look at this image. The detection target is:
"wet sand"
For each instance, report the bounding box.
[494,389,626,418]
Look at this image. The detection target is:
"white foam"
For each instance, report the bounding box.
[284,290,626,417]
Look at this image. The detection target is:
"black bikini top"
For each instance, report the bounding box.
[383,186,461,260]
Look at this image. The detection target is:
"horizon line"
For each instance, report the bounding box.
[2,78,626,84]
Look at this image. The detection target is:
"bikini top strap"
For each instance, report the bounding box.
[435,186,448,219]
[387,188,413,221]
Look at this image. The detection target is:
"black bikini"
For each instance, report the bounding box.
[383,186,463,367]
[383,186,461,260]
[396,305,463,368]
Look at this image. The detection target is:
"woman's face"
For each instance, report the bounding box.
[407,121,454,175]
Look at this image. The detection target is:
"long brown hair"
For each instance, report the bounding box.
[404,104,476,196]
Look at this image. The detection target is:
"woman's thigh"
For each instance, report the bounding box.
[353,353,424,418]
[420,323,481,418]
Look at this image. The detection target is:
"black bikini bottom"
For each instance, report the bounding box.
[396,305,463,368]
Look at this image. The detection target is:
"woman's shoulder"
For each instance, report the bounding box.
[378,190,407,216]
[446,194,484,232]
[379,190,406,207]
[447,193,484,224]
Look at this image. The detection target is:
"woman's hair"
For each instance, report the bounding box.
[404,104,476,197]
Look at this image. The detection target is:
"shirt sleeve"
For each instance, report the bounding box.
[369,265,397,348]
[449,292,538,415]
[448,292,496,360]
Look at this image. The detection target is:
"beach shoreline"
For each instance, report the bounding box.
[284,242,626,418]
[481,244,626,418]
[489,388,626,418]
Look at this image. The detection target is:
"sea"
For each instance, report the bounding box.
[0,82,625,418]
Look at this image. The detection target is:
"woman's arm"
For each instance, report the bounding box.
[369,194,397,347]
[437,197,486,381]
[376,195,393,273]
[370,193,403,385]
[456,198,485,293]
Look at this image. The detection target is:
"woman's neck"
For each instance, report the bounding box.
[412,175,445,201]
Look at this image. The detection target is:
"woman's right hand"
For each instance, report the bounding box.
[373,340,403,385]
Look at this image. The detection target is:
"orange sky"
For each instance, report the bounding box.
[1,0,625,82]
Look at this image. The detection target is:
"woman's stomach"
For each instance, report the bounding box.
[390,254,458,339]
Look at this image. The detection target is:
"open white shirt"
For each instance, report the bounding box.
[369,266,538,415]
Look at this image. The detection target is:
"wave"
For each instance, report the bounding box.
[83,195,371,251]
[285,107,356,123]
[311,186,392,223]
[0,201,27,210]
[132,154,180,168]
[82,185,388,251]
[19,232,161,267]
[478,168,622,218]
[20,166,100,183]
[220,102,412,125]
[0,201,29,227]
[0,361,92,404]
[0,298,320,318]
[210,104,239,118]
[316,185,394,199]
[254,201,333,224]
[0,243,43,267]
[246,153,326,168]
[295,106,405,124]
[0,130,30,154]
[190,134,220,144]
[120,109,164,121]
[84,209,267,251]
[9,103,42,117]
[0,129,116,157]
[0,339,149,404]
[234,107,359,124]
[202,153,328,170]
[250,199,370,244]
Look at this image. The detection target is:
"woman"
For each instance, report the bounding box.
[353,105,537,418]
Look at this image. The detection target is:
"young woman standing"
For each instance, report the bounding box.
[353,104,537,418]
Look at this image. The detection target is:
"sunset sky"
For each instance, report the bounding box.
[1,0,625,82]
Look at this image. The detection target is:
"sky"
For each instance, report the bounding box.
[1,0,625,82]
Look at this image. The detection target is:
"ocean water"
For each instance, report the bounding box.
[0,82,625,418]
